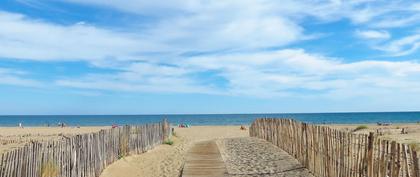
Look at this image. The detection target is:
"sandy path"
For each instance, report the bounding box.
[217,137,314,177]
[99,135,187,177]
[100,126,249,177]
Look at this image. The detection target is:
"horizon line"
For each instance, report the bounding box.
[1,110,420,116]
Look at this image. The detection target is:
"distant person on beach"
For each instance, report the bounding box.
[19,122,23,128]
[240,125,246,130]
[58,122,66,128]
[178,124,190,128]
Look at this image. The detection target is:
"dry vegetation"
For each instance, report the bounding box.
[40,160,59,177]
[119,136,129,159]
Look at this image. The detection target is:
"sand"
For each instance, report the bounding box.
[327,123,420,147]
[99,123,420,177]
[0,126,109,153]
[217,137,313,177]
[99,126,249,177]
[2,123,418,177]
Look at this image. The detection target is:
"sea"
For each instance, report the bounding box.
[0,112,420,127]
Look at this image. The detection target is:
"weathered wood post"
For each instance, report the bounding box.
[412,148,419,177]
[367,132,374,177]
[162,118,170,142]
[249,118,420,177]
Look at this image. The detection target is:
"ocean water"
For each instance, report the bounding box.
[0,112,419,127]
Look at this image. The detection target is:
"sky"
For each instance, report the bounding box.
[1,0,420,115]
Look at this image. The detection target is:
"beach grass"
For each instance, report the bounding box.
[164,139,174,145]
[353,125,368,132]
[41,160,59,177]
[119,137,129,159]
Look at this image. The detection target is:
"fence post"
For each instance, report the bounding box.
[248,118,420,177]
[162,119,170,142]
[412,149,419,177]
[367,132,374,177]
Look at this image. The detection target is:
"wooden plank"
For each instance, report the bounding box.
[182,141,228,177]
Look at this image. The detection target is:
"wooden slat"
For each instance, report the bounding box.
[182,141,228,177]
[249,118,420,177]
[0,120,171,177]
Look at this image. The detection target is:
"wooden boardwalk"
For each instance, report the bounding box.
[182,141,228,177]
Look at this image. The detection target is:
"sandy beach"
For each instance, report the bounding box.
[327,123,420,148]
[98,125,315,177]
[217,137,313,177]
[99,126,248,177]
[0,126,108,153]
[0,123,419,176]
[99,123,420,177]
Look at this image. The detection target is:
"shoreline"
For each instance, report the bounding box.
[0,120,419,127]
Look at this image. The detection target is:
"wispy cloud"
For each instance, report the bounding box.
[54,49,420,99]
[0,68,42,87]
[372,14,420,28]
[376,34,420,56]
[0,11,166,61]
[2,0,420,102]
[355,30,390,40]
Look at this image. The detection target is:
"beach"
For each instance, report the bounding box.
[0,123,419,176]
[0,126,108,153]
[99,126,249,177]
[98,123,420,177]
[328,123,420,147]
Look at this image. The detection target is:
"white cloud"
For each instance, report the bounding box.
[55,62,220,94]
[0,68,42,87]
[372,14,420,28]
[185,49,420,95]
[3,0,420,62]
[54,0,420,29]
[0,11,167,61]
[376,34,420,56]
[3,0,420,101]
[58,0,386,24]
[0,6,305,62]
[355,30,390,40]
[55,49,420,99]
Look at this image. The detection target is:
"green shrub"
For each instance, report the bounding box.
[353,125,368,132]
[164,139,174,145]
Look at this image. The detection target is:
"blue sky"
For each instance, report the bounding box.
[1,0,420,114]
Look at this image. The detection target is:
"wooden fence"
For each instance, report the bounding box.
[250,118,420,177]
[0,120,170,177]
